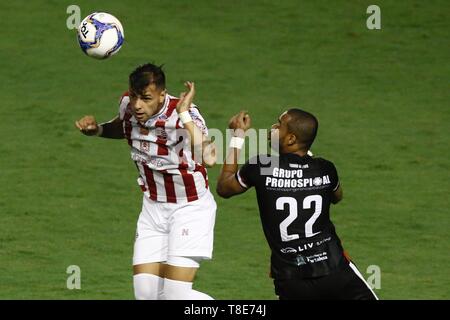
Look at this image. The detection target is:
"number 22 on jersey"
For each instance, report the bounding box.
[276,196,322,241]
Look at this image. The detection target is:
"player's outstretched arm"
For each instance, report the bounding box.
[75,115,124,139]
[216,111,251,198]
[177,81,217,167]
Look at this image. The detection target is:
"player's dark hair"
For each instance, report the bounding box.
[129,63,166,94]
[286,109,318,150]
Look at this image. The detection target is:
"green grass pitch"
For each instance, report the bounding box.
[0,0,448,299]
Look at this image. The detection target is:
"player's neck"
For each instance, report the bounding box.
[282,148,308,157]
[151,100,165,117]
[293,150,308,157]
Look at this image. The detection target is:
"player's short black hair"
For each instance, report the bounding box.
[129,63,166,94]
[286,109,319,150]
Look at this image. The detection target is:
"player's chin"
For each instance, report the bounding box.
[135,115,148,125]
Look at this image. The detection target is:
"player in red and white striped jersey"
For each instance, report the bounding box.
[119,91,210,203]
[75,63,217,300]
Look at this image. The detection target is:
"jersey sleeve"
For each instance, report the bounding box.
[328,162,340,192]
[189,105,208,136]
[236,155,260,189]
[118,92,130,120]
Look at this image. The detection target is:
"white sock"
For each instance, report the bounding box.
[133,273,164,300]
[163,278,214,300]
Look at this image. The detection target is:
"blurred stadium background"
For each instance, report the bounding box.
[0,0,448,299]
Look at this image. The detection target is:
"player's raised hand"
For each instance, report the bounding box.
[75,115,99,136]
[176,81,195,113]
[228,111,252,134]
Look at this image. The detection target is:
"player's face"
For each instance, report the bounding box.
[270,111,291,152]
[129,84,166,124]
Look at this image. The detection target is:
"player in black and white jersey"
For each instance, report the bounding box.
[217,109,378,300]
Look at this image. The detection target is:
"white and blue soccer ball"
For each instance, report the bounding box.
[77,12,124,59]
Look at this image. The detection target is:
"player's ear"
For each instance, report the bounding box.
[159,89,166,103]
[287,133,297,146]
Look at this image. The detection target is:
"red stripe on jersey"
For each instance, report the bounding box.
[161,170,177,203]
[195,164,209,189]
[139,183,147,192]
[143,164,158,201]
[123,105,133,147]
[179,168,198,201]
[179,162,189,170]
[155,120,165,127]
[165,98,179,117]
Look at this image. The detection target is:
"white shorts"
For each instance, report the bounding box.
[133,190,217,266]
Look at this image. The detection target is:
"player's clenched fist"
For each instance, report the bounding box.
[75,115,99,136]
[228,111,251,137]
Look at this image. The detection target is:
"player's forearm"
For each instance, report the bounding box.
[183,121,205,149]
[98,121,125,139]
[182,121,216,166]
[218,137,243,184]
[331,186,343,204]
[217,147,241,197]
[221,130,246,172]
[221,147,240,174]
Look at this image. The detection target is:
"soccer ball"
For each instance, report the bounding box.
[77,12,124,59]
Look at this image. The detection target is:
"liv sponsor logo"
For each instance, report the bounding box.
[66,265,81,290]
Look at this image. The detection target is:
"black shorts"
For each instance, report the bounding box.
[274,262,379,300]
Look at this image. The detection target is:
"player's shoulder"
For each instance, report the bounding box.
[119,91,129,101]
[118,91,131,118]
[166,94,202,114]
[312,156,334,165]
[119,91,130,106]
[309,156,337,171]
[246,154,274,166]
[167,94,180,103]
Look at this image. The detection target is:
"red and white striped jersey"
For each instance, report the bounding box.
[118,92,209,203]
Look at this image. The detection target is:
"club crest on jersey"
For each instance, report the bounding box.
[139,127,149,135]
